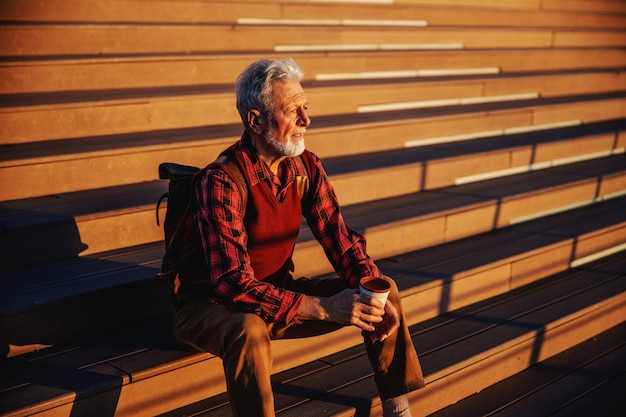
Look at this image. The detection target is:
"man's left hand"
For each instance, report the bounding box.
[370,300,400,342]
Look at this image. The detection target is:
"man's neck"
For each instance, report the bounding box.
[249,133,286,175]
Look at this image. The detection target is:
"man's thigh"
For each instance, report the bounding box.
[173,277,352,348]
[173,294,266,357]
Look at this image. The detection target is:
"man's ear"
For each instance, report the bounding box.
[247,110,263,134]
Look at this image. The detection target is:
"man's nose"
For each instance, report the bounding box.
[299,109,311,127]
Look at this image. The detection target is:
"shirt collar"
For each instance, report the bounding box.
[237,132,305,194]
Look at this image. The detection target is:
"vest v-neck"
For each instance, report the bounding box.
[261,159,295,203]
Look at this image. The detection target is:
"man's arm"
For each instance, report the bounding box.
[302,153,381,287]
[300,153,399,340]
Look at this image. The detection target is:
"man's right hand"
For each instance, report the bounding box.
[296,289,385,332]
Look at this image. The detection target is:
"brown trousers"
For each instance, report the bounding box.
[173,276,424,417]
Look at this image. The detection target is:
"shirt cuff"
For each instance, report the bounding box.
[280,292,306,326]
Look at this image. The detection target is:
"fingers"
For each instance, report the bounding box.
[370,316,399,342]
[351,311,375,332]
[326,289,386,331]
[351,305,384,329]
[383,299,399,318]
[369,301,401,342]
[350,308,384,331]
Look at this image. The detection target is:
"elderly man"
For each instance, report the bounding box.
[172,58,424,417]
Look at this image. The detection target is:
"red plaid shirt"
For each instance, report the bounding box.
[194,136,380,325]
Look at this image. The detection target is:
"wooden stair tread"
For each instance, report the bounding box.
[6,24,626,57]
[490,343,626,417]
[0,242,162,295]
[4,0,626,28]
[341,153,625,224]
[547,365,626,417]
[430,321,626,417]
[418,269,624,374]
[0,181,165,226]
[2,68,623,114]
[0,320,174,390]
[0,124,239,164]
[3,49,626,95]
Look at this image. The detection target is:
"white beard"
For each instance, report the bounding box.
[265,131,305,157]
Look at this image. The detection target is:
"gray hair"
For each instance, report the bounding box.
[235,58,304,126]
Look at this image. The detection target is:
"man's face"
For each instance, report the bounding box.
[263,80,310,157]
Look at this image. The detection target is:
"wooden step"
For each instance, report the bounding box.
[1,121,624,267]
[3,70,625,145]
[0,25,543,56]
[428,321,626,417]
[2,94,625,201]
[541,0,626,14]
[416,6,625,28]
[4,0,625,29]
[272,93,626,158]
[1,203,624,416]
[278,2,626,29]
[395,0,625,13]
[4,24,625,57]
[2,49,625,95]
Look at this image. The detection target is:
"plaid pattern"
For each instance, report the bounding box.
[194,136,380,325]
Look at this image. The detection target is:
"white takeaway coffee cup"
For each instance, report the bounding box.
[359,276,391,306]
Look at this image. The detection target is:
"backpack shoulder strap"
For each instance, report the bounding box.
[212,153,249,208]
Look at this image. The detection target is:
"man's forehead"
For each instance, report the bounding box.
[271,80,306,101]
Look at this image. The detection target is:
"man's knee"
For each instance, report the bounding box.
[224,313,271,357]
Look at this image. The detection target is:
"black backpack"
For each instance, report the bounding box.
[156,154,308,284]
[156,154,246,284]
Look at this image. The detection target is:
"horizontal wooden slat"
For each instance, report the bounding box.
[429,322,626,417]
[2,49,625,95]
[5,25,623,56]
[541,0,626,13]
[3,0,625,29]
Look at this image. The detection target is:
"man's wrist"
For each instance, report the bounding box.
[295,295,329,321]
